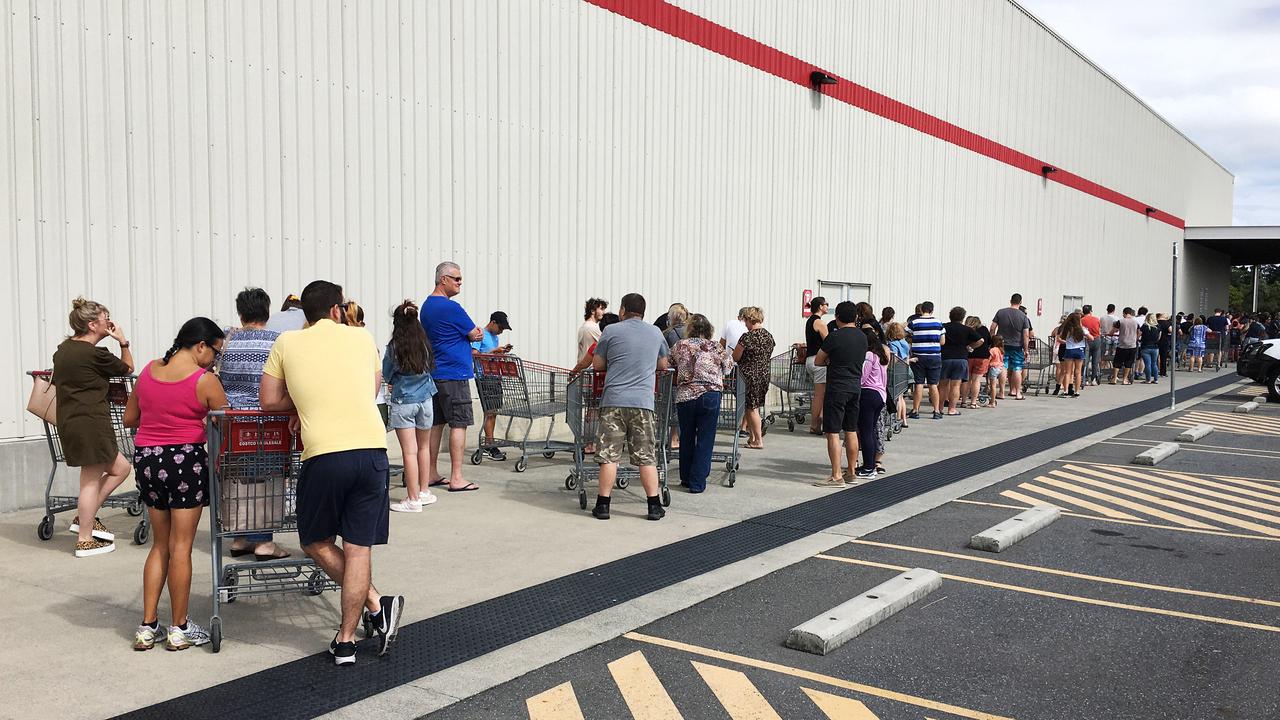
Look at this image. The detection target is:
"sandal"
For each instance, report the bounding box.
[813,475,846,488]
[254,547,292,561]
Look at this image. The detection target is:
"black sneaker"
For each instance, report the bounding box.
[483,446,507,461]
[907,411,920,420]
[592,504,610,520]
[375,595,405,656]
[932,412,944,420]
[646,504,666,521]
[330,635,357,666]
[737,429,750,439]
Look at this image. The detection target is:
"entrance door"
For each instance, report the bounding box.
[1062,295,1083,317]
[818,280,872,306]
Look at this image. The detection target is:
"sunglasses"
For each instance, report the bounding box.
[445,275,463,283]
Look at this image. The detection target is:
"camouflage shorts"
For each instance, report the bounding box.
[594,407,657,467]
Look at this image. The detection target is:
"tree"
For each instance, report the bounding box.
[1230,265,1280,313]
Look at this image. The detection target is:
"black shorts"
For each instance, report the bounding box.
[296,449,390,547]
[432,379,475,428]
[1113,347,1137,369]
[134,443,210,511]
[822,388,861,434]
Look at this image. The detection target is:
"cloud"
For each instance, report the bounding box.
[1018,0,1280,225]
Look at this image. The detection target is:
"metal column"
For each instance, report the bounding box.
[1253,265,1261,312]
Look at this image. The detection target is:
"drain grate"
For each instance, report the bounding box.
[116,376,1237,720]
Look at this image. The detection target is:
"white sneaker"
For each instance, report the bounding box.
[133,623,162,651]
[419,490,438,506]
[390,499,423,513]
[166,621,211,650]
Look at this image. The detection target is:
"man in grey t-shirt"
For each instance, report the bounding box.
[990,293,1032,400]
[1112,307,1140,384]
[591,292,671,521]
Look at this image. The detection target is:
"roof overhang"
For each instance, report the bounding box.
[1184,226,1280,265]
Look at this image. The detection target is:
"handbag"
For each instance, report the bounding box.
[26,372,57,424]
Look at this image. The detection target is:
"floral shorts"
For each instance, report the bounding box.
[134,443,210,510]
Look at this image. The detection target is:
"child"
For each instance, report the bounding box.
[886,322,912,428]
[987,335,1006,406]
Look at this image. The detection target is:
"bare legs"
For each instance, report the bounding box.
[745,408,764,448]
[939,379,961,415]
[808,382,827,433]
[427,425,471,489]
[76,452,131,542]
[395,427,432,500]
[141,506,203,626]
[826,430,858,480]
[304,539,381,643]
[597,463,660,498]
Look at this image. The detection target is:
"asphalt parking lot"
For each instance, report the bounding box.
[428,384,1280,719]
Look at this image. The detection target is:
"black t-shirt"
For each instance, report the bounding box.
[941,322,978,360]
[820,326,868,393]
[1139,324,1162,348]
[968,326,991,359]
[1206,315,1229,334]
[860,320,884,345]
[805,315,825,357]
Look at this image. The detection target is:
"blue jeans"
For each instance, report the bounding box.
[1084,338,1103,383]
[677,391,721,493]
[244,533,273,543]
[1140,347,1160,381]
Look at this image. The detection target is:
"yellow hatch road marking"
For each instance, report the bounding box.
[624,633,1014,720]
[1056,461,1280,487]
[1049,468,1280,536]
[1064,464,1280,514]
[1159,470,1280,498]
[952,499,1280,542]
[848,540,1280,608]
[526,682,586,720]
[1035,474,1220,529]
[692,662,783,720]
[608,651,683,719]
[1005,483,1141,519]
[802,687,882,719]
[816,555,1280,634]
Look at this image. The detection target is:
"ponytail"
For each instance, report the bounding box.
[161,341,183,365]
[160,317,225,365]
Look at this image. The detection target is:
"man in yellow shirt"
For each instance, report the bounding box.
[260,280,404,666]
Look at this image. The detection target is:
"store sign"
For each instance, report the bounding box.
[802,289,814,317]
[1036,298,1043,316]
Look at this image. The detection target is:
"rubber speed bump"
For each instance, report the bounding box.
[785,568,942,655]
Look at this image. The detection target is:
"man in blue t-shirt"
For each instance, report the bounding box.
[421,261,484,491]
[1205,309,1230,366]
[470,311,514,461]
[906,300,945,420]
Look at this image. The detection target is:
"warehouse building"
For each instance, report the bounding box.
[1,0,1235,511]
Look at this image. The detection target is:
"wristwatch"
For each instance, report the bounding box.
[119,341,130,348]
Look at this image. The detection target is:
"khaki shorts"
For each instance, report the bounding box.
[594,407,657,467]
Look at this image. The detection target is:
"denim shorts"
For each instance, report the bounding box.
[1061,347,1086,360]
[940,358,969,381]
[388,401,433,430]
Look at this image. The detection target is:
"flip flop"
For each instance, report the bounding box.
[427,479,448,488]
[229,547,255,558]
[447,483,480,492]
[254,548,292,561]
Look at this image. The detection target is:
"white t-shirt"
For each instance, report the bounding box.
[721,318,748,350]
[576,320,601,360]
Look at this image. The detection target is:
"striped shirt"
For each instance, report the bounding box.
[220,327,280,409]
[906,316,944,356]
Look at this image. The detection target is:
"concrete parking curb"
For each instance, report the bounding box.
[969,505,1062,552]
[1235,401,1259,414]
[1175,424,1214,442]
[1133,441,1180,465]
[785,568,942,655]
[1254,396,1268,404]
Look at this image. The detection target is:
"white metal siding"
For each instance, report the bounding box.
[1,0,1234,448]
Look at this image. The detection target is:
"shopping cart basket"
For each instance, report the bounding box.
[880,355,912,441]
[470,354,575,472]
[666,369,745,487]
[566,369,674,510]
[27,370,149,545]
[764,344,812,432]
[206,410,338,652]
[1026,342,1057,396]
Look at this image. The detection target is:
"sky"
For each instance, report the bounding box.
[1018,0,1280,226]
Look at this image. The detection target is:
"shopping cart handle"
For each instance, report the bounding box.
[208,409,299,418]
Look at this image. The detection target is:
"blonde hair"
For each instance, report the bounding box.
[1145,313,1158,327]
[667,303,689,327]
[964,315,981,329]
[741,306,764,324]
[69,297,108,336]
[887,321,906,340]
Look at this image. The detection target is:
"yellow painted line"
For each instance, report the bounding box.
[1036,474,1220,529]
[1184,410,1280,427]
[1053,467,1280,534]
[1070,458,1280,515]
[802,687,881,719]
[623,633,1013,720]
[608,651,683,720]
[526,682,585,720]
[951,499,1280,542]
[1062,461,1280,486]
[693,662,782,720]
[1094,464,1280,509]
[848,540,1280,608]
[815,555,1280,635]
[1009,482,1142,520]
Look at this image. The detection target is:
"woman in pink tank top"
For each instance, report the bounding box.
[123,318,227,651]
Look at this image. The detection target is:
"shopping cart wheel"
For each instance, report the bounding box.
[221,568,238,604]
[126,499,143,517]
[515,457,528,473]
[578,488,587,510]
[796,413,806,424]
[543,451,556,459]
[617,477,629,489]
[210,617,222,653]
[306,570,327,596]
[565,474,576,491]
[132,521,149,545]
[37,515,54,541]
[787,420,795,432]
[470,449,483,465]
[727,471,736,488]
[660,486,671,507]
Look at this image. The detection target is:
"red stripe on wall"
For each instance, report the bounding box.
[585,0,1185,230]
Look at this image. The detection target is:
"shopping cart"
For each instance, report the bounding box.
[667,369,744,487]
[566,369,674,510]
[470,354,575,472]
[206,409,338,652]
[764,344,812,432]
[1026,342,1058,396]
[27,370,149,545]
[880,355,912,441]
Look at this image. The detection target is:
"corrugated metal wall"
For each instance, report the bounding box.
[1,0,1234,450]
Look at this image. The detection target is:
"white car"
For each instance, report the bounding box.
[1237,338,1280,401]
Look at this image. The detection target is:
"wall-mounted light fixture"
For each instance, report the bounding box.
[810,71,837,88]
[1041,165,1057,176]
[1145,207,1157,215]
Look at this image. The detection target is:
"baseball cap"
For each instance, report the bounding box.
[491,311,511,331]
